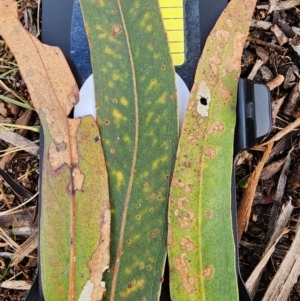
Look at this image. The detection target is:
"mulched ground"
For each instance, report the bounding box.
[1,0,300,300]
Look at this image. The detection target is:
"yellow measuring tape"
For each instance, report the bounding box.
[158,0,184,66]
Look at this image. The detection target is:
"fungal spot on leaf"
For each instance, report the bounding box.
[168,225,174,246]
[139,262,145,269]
[218,83,233,99]
[162,64,166,70]
[180,237,196,251]
[215,28,230,43]
[175,253,196,293]
[105,119,110,125]
[146,265,152,270]
[48,142,65,170]
[149,208,154,213]
[225,32,247,72]
[205,211,213,219]
[111,25,122,36]
[148,257,154,263]
[226,19,233,28]
[177,197,195,229]
[110,148,115,154]
[207,120,225,135]
[197,80,211,116]
[135,215,141,220]
[137,204,141,209]
[203,265,213,278]
[193,126,204,139]
[188,100,195,110]
[94,136,100,142]
[127,239,132,245]
[127,284,132,289]
[204,146,216,159]
[150,228,160,238]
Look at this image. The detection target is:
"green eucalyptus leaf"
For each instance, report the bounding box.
[79,0,178,299]
[0,2,110,300]
[168,0,257,300]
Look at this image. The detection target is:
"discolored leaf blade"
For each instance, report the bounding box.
[168,0,257,300]
[0,1,110,300]
[79,0,178,299]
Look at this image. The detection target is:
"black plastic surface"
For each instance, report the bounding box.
[235,79,272,154]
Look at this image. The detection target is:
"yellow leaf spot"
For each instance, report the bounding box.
[98,33,106,39]
[97,0,105,7]
[120,97,128,106]
[146,111,154,123]
[146,24,153,32]
[123,134,131,144]
[112,73,121,81]
[108,81,114,88]
[112,170,125,189]
[120,279,145,297]
[147,79,158,91]
[105,46,113,54]
[157,92,167,104]
[140,12,151,27]
[112,109,126,123]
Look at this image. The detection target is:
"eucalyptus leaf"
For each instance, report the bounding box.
[79,0,178,299]
[168,0,257,300]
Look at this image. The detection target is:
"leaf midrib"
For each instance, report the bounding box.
[109,1,139,299]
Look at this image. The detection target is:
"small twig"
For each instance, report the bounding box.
[248,37,287,53]
[237,142,274,243]
[261,115,300,145]
[247,59,264,80]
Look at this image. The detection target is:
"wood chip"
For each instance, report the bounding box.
[283,83,300,116]
[251,19,272,30]
[0,130,39,156]
[266,74,284,91]
[0,280,32,290]
[260,158,285,181]
[272,96,286,122]
[266,151,292,242]
[262,221,300,300]
[257,0,300,11]
[12,230,38,266]
[246,200,294,297]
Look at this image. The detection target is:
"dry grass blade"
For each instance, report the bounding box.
[246,200,294,297]
[237,142,274,243]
